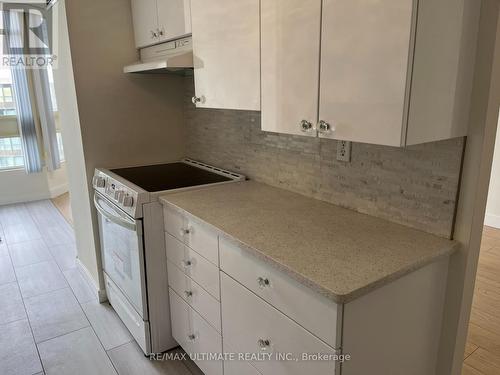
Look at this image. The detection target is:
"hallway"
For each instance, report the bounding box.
[463,226,500,374]
[0,200,199,375]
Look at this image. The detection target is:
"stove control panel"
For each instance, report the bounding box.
[92,169,141,218]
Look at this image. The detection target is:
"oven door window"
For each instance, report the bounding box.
[95,194,146,318]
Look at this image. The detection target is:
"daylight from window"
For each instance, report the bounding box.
[0,66,23,169]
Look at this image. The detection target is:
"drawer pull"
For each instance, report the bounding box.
[179,227,192,236]
[184,290,193,298]
[182,259,193,268]
[188,334,197,342]
[257,339,271,350]
[257,277,271,288]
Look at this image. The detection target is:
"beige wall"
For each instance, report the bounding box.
[54,0,186,288]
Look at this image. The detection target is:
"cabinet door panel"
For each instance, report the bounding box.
[191,0,260,110]
[156,0,192,42]
[261,0,322,137]
[131,0,159,48]
[319,0,414,146]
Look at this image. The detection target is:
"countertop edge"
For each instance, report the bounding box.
[160,197,459,304]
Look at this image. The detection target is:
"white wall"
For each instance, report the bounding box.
[485,111,500,228]
[52,0,100,292]
[0,164,68,206]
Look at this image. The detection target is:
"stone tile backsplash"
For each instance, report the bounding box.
[184,78,464,238]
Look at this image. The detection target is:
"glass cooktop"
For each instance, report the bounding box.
[111,162,232,192]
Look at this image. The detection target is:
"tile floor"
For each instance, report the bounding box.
[0,200,201,375]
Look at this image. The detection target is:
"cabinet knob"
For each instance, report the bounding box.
[258,339,271,350]
[179,227,191,236]
[188,334,196,342]
[257,277,271,288]
[184,290,193,298]
[182,259,193,268]
[192,96,203,105]
[318,120,335,133]
[157,27,165,37]
[300,120,313,132]
[150,30,158,39]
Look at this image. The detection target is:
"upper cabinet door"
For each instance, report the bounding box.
[156,0,192,42]
[261,0,322,137]
[190,0,260,111]
[131,0,159,48]
[318,0,414,146]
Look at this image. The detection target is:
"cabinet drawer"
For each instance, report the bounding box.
[167,260,221,332]
[169,289,223,375]
[221,273,337,375]
[164,206,219,265]
[164,206,185,241]
[220,238,339,347]
[166,233,220,300]
[104,273,149,354]
[224,346,263,375]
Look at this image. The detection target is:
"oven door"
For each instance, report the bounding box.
[94,192,147,319]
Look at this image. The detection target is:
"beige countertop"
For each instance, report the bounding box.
[160,181,458,303]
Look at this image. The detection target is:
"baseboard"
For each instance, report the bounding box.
[0,192,52,206]
[49,183,69,198]
[76,259,107,303]
[484,213,500,229]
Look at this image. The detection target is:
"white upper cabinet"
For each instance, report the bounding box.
[261,0,322,137]
[131,0,191,49]
[131,0,159,48]
[261,0,480,146]
[190,0,260,111]
[156,0,191,43]
[319,0,414,146]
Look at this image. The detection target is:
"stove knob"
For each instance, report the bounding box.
[115,190,125,202]
[93,176,106,188]
[123,195,134,207]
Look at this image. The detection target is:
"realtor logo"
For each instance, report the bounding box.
[0,1,58,68]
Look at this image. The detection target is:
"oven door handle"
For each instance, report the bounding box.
[94,194,137,232]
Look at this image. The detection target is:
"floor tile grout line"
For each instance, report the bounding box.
[43,203,119,374]
[11,259,46,375]
[463,345,480,361]
[34,325,92,346]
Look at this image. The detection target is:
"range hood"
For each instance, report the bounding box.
[124,37,193,74]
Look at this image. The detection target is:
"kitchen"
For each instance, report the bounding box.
[0,0,499,375]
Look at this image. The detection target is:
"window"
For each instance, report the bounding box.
[56,132,64,161]
[0,136,24,169]
[0,67,16,116]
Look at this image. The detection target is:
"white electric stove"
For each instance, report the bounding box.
[92,159,245,355]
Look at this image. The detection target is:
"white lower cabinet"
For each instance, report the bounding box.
[223,345,263,375]
[167,260,222,332]
[221,273,337,375]
[164,206,450,375]
[220,238,339,348]
[165,233,220,300]
[169,289,223,375]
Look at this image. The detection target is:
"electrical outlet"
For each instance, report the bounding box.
[337,140,352,162]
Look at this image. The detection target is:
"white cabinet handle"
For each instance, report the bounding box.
[258,339,271,350]
[300,120,313,132]
[192,96,205,105]
[257,277,271,288]
[184,290,193,298]
[188,334,197,342]
[179,227,192,236]
[182,259,193,268]
[318,120,335,133]
[150,30,158,39]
